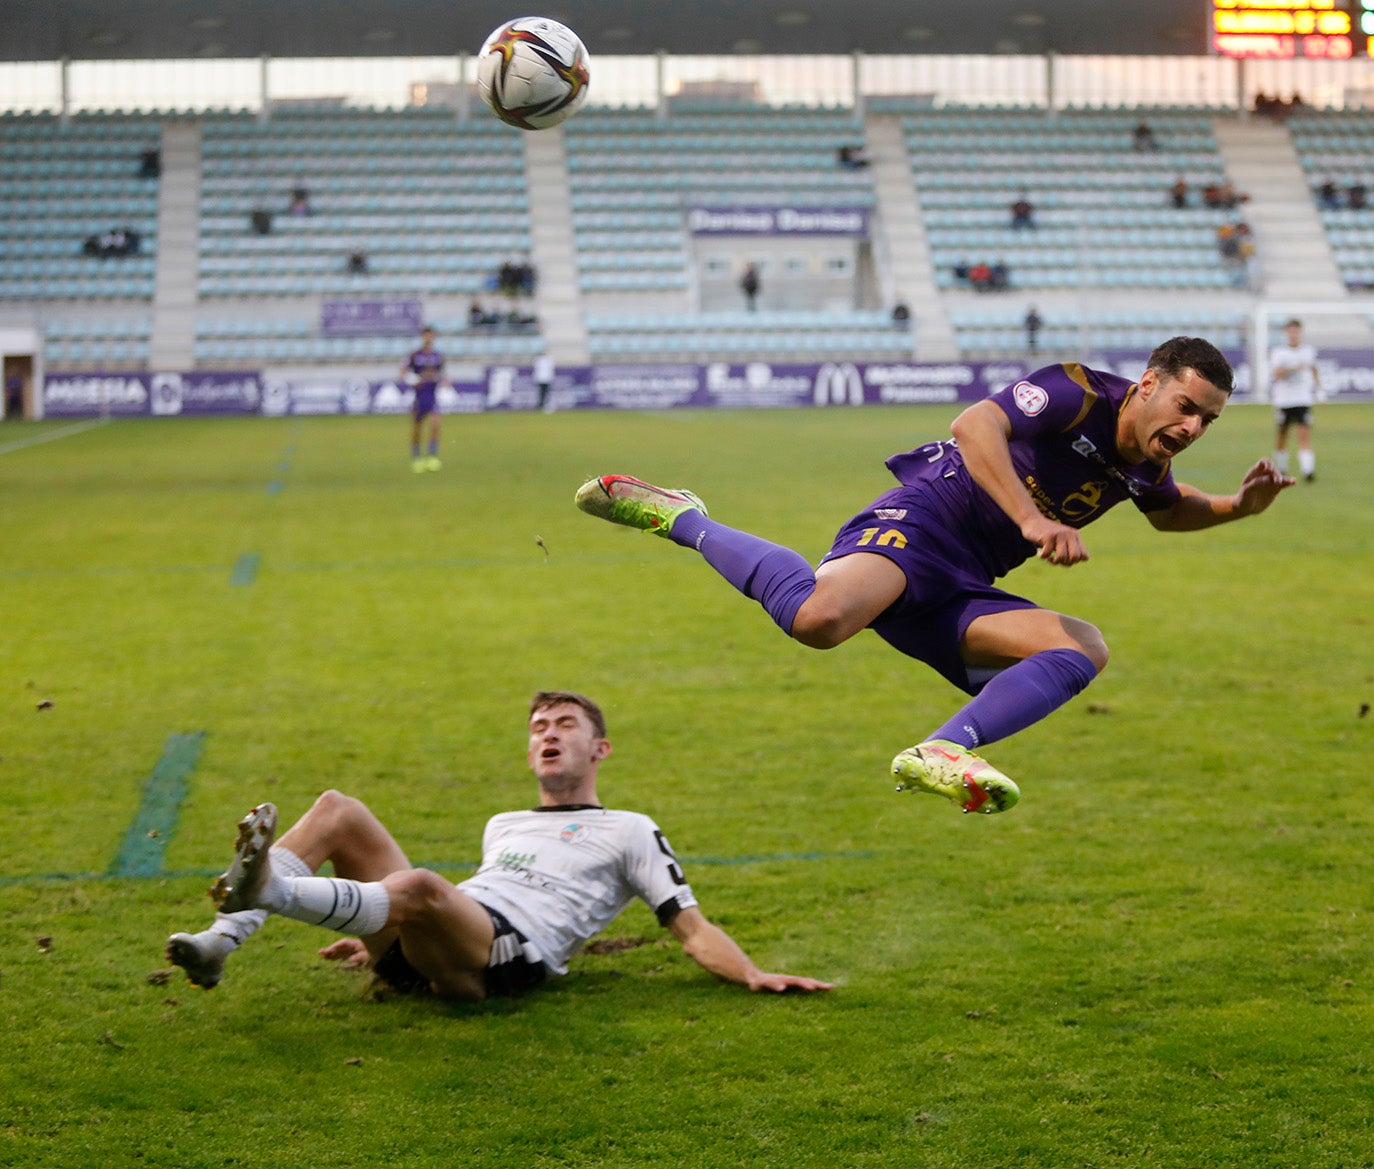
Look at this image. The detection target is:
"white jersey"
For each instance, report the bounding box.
[457,806,697,976]
[1269,342,1319,408]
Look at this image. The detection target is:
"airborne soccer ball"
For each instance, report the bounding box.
[476,17,590,131]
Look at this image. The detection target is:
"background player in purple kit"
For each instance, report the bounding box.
[401,325,445,473]
[575,337,1294,815]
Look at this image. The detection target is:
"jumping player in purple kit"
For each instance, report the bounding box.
[402,325,445,473]
[575,337,1294,815]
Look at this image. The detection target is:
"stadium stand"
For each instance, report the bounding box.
[5,101,1359,373]
[563,106,898,359]
[197,108,532,299]
[0,111,160,302]
[904,109,1242,292]
[1287,111,1374,290]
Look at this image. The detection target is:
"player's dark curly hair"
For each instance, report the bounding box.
[529,690,607,738]
[1146,336,1234,395]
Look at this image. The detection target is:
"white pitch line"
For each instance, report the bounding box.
[0,418,110,455]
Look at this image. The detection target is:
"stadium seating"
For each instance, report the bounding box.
[904,109,1240,292]
[0,111,160,301]
[564,107,874,295]
[0,102,1338,372]
[197,109,533,300]
[1286,111,1374,290]
[583,309,911,360]
[947,304,1245,356]
[193,314,542,366]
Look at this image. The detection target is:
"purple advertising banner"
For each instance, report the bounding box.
[150,371,263,415]
[39,352,1374,418]
[42,371,153,417]
[686,206,870,237]
[320,299,424,337]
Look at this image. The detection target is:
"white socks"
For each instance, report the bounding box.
[1299,449,1315,478]
[269,875,391,936]
[1274,450,1289,473]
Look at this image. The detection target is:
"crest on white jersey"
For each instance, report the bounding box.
[560,823,591,844]
[1011,380,1048,416]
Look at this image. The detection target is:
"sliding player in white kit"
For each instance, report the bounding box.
[165,691,832,1001]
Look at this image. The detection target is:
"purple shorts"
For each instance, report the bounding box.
[412,384,438,420]
[819,485,1039,695]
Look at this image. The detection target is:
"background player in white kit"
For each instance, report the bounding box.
[1269,317,1321,483]
[166,691,832,1000]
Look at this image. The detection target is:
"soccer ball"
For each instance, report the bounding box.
[476,17,590,131]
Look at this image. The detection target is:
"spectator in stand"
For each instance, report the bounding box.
[1024,307,1043,353]
[346,247,369,275]
[250,207,273,236]
[469,299,492,328]
[289,186,312,216]
[740,262,761,311]
[83,227,140,258]
[1009,193,1036,230]
[837,144,871,170]
[1170,176,1189,209]
[891,299,911,329]
[968,261,993,292]
[989,260,1009,291]
[1132,121,1158,151]
[139,146,161,178]
[1348,180,1367,210]
[1217,222,1241,263]
[1317,177,1342,210]
[1253,92,1278,119]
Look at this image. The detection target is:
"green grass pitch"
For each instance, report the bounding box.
[1,403,1370,1168]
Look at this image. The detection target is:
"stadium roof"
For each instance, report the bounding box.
[3,1,1210,62]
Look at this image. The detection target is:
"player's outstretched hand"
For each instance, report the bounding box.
[1234,458,1295,516]
[746,971,835,994]
[318,937,371,967]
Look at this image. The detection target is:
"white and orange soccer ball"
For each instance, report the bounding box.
[476,17,590,131]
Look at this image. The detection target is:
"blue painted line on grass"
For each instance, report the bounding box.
[266,480,284,495]
[230,552,260,586]
[105,732,207,878]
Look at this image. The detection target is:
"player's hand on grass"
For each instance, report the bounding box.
[318,937,371,967]
[746,971,835,994]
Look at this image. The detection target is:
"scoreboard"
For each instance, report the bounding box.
[1211,0,1358,59]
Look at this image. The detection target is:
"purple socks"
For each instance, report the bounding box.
[667,510,816,635]
[928,647,1099,749]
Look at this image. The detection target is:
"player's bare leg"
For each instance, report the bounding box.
[789,553,906,649]
[374,870,497,1000]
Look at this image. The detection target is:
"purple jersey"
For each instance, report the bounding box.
[883,362,1180,580]
[406,347,444,388]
